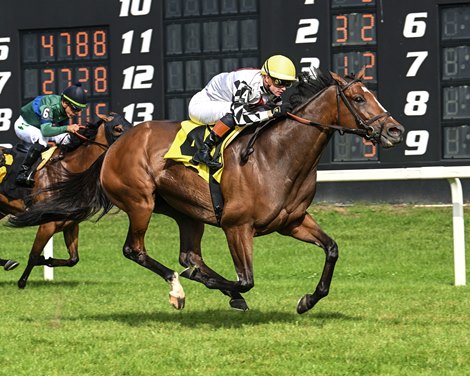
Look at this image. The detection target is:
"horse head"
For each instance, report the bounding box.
[329,67,404,148]
[97,112,133,145]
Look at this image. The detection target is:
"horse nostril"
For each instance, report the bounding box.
[386,124,404,138]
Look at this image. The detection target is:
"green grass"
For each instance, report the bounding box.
[1,204,469,375]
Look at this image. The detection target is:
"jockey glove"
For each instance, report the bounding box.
[272,102,293,118]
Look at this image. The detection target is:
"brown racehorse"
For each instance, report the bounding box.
[9,68,404,313]
[1,112,132,287]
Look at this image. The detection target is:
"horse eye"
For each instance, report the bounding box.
[353,95,365,103]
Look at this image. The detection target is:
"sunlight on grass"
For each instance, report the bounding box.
[1,204,469,375]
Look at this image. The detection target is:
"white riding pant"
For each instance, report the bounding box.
[14,116,71,147]
[188,90,232,125]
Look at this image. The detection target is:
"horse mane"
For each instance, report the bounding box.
[288,67,334,108]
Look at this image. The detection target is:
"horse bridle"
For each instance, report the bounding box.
[288,78,391,143]
[70,119,111,150]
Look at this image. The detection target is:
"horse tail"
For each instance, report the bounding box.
[8,153,111,228]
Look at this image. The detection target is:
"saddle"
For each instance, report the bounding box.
[0,144,57,199]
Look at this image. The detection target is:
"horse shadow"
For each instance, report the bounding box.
[72,309,362,329]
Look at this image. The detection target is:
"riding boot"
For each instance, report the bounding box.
[191,131,222,169]
[15,143,45,187]
[191,115,235,170]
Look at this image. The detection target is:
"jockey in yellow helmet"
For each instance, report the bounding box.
[189,55,297,169]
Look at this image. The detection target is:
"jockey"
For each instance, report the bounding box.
[188,55,297,169]
[14,83,87,187]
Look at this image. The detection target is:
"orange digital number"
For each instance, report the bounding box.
[41,34,54,57]
[335,15,348,43]
[60,68,73,86]
[59,32,71,57]
[363,52,375,81]
[94,30,107,57]
[95,103,107,115]
[361,14,375,42]
[77,67,90,85]
[42,69,55,94]
[94,67,107,93]
[342,55,349,76]
[76,31,89,57]
[363,138,377,158]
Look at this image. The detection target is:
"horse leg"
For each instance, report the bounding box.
[0,214,19,271]
[174,215,249,311]
[17,222,80,287]
[17,222,57,288]
[222,223,255,296]
[123,208,185,310]
[279,213,338,314]
[180,223,255,302]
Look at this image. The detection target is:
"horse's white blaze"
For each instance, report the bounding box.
[361,86,388,112]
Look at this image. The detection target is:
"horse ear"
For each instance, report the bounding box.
[356,66,366,80]
[330,71,348,86]
[97,113,114,123]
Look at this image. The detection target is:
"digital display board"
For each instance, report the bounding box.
[0,0,469,174]
[20,27,110,123]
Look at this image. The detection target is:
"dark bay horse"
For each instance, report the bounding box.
[10,68,404,313]
[1,113,132,287]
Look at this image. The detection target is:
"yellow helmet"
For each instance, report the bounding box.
[260,55,297,81]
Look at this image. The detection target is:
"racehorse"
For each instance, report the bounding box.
[1,112,132,287]
[9,67,404,313]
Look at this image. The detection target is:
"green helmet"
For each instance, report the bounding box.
[62,83,87,111]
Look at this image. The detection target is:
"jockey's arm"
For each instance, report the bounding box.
[39,107,68,137]
[231,81,280,126]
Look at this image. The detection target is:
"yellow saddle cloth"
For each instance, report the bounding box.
[0,146,57,184]
[0,153,13,184]
[164,120,244,183]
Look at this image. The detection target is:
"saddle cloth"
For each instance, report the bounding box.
[164,120,244,183]
[0,145,57,186]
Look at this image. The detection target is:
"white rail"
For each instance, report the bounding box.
[317,166,470,286]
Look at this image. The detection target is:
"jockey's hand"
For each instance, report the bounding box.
[67,124,82,133]
[272,103,292,118]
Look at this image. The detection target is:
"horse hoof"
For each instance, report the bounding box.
[230,298,249,311]
[169,293,185,310]
[17,280,26,289]
[296,294,312,314]
[3,260,19,271]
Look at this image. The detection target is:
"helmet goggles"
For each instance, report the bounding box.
[66,100,82,112]
[271,77,294,89]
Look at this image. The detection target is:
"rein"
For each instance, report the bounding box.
[287,112,369,138]
[71,126,109,150]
